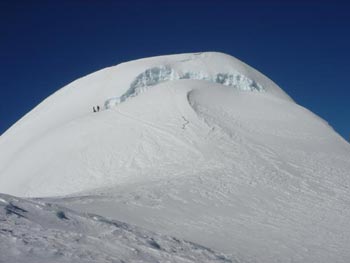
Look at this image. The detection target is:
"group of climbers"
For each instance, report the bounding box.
[93,105,100,112]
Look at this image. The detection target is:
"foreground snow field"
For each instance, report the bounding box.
[0,52,350,262]
[0,194,232,263]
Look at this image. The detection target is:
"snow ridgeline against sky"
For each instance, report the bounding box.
[0,52,350,263]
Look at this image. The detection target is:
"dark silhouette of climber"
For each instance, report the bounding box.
[97,105,100,112]
[93,106,96,113]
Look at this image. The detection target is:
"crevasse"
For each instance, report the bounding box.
[104,65,264,109]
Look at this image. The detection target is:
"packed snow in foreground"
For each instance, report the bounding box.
[0,52,350,263]
[0,194,232,263]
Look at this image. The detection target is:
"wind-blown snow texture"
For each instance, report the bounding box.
[0,194,231,263]
[0,52,350,263]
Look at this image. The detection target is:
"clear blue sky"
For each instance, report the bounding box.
[1,0,349,140]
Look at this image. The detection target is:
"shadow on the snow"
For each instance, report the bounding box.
[5,203,27,218]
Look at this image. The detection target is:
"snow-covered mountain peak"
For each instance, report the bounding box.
[106,52,292,107]
[2,52,291,138]
[0,51,347,197]
[1,52,350,262]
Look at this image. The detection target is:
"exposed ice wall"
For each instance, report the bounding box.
[105,65,264,109]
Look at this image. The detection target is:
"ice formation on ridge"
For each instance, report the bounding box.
[105,65,264,109]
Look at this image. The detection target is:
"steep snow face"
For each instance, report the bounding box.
[1,52,350,263]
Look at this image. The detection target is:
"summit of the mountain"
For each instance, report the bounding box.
[1,52,350,263]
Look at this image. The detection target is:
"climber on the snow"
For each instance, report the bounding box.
[93,105,101,113]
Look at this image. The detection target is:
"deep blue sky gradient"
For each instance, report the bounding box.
[0,0,349,140]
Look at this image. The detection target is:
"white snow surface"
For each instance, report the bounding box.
[0,193,231,263]
[1,52,350,262]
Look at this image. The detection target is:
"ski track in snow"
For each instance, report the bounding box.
[116,109,201,156]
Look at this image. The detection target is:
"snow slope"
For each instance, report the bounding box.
[0,52,350,262]
[0,52,292,196]
[0,193,232,263]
